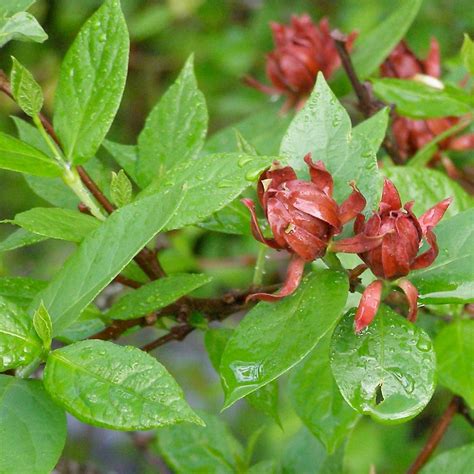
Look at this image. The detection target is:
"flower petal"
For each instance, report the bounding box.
[283,224,329,261]
[397,278,419,322]
[380,178,402,212]
[418,197,452,234]
[339,182,366,224]
[411,227,439,270]
[355,280,383,333]
[257,164,297,210]
[242,75,280,95]
[304,154,333,196]
[241,199,281,250]
[246,255,306,302]
[331,232,384,253]
[423,37,441,78]
[449,133,474,151]
[381,230,410,279]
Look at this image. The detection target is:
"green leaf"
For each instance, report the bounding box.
[288,333,359,453]
[351,0,423,79]
[136,55,208,188]
[0,228,48,253]
[53,0,129,164]
[205,104,292,156]
[434,320,474,408]
[420,443,474,474]
[199,198,253,235]
[0,295,42,370]
[282,427,345,474]
[280,75,383,215]
[372,79,472,118]
[110,170,133,208]
[411,210,474,303]
[12,207,100,243]
[461,34,474,76]
[0,1,35,17]
[43,339,202,430]
[0,11,47,48]
[107,273,212,320]
[248,460,278,474]
[10,56,43,117]
[31,153,271,335]
[220,270,348,408]
[103,139,139,184]
[205,328,280,424]
[153,411,244,474]
[0,132,62,177]
[383,167,473,219]
[0,276,46,307]
[0,376,66,474]
[330,307,436,423]
[32,301,52,350]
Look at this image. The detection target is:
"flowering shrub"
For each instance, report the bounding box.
[0,1,473,473]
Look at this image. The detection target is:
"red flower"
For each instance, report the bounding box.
[244,15,357,110]
[334,179,451,332]
[242,154,365,301]
[381,40,474,164]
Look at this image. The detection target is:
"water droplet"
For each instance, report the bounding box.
[238,156,252,168]
[245,169,261,182]
[416,337,431,352]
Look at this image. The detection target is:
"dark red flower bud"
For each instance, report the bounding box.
[244,15,357,110]
[243,153,365,301]
[381,40,474,164]
[334,178,451,332]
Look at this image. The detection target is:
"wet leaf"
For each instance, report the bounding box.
[220,270,348,408]
[33,301,52,351]
[0,11,47,48]
[110,169,133,208]
[43,339,203,430]
[10,56,43,117]
[103,139,138,184]
[0,228,48,253]
[330,307,436,423]
[0,376,66,474]
[420,443,474,473]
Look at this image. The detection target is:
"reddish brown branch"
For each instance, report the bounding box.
[114,275,143,289]
[141,324,194,352]
[407,396,461,473]
[330,32,404,165]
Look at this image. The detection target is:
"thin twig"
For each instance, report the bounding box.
[407,396,461,473]
[141,324,194,352]
[330,32,404,165]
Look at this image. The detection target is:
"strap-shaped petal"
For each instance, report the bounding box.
[246,255,306,302]
[241,199,281,250]
[380,178,402,212]
[331,232,384,254]
[411,227,439,270]
[449,133,474,151]
[304,154,334,196]
[339,182,366,224]
[423,37,441,78]
[418,197,452,234]
[397,278,419,322]
[355,279,383,333]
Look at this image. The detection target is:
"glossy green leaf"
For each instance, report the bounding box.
[351,0,423,79]
[153,411,244,474]
[330,307,436,423]
[205,105,292,156]
[103,139,139,184]
[461,34,474,76]
[107,273,212,320]
[0,228,48,253]
[10,56,43,117]
[0,132,62,177]
[12,207,100,243]
[411,210,474,303]
[0,11,47,48]
[54,0,129,164]
[199,199,252,235]
[288,333,359,453]
[0,276,46,307]
[434,320,474,408]
[32,301,52,350]
[220,270,348,408]
[0,376,66,474]
[282,427,345,474]
[56,306,105,343]
[136,55,208,188]
[205,327,280,424]
[383,167,473,219]
[43,339,202,430]
[110,170,133,208]
[280,75,383,214]
[420,443,474,474]
[248,460,278,474]
[372,79,472,118]
[0,295,42,370]
[31,153,271,335]
[0,1,35,17]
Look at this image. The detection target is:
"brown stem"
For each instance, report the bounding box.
[330,32,404,165]
[141,324,194,352]
[114,275,143,289]
[407,396,461,473]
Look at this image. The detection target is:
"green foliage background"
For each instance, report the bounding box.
[0,1,473,472]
